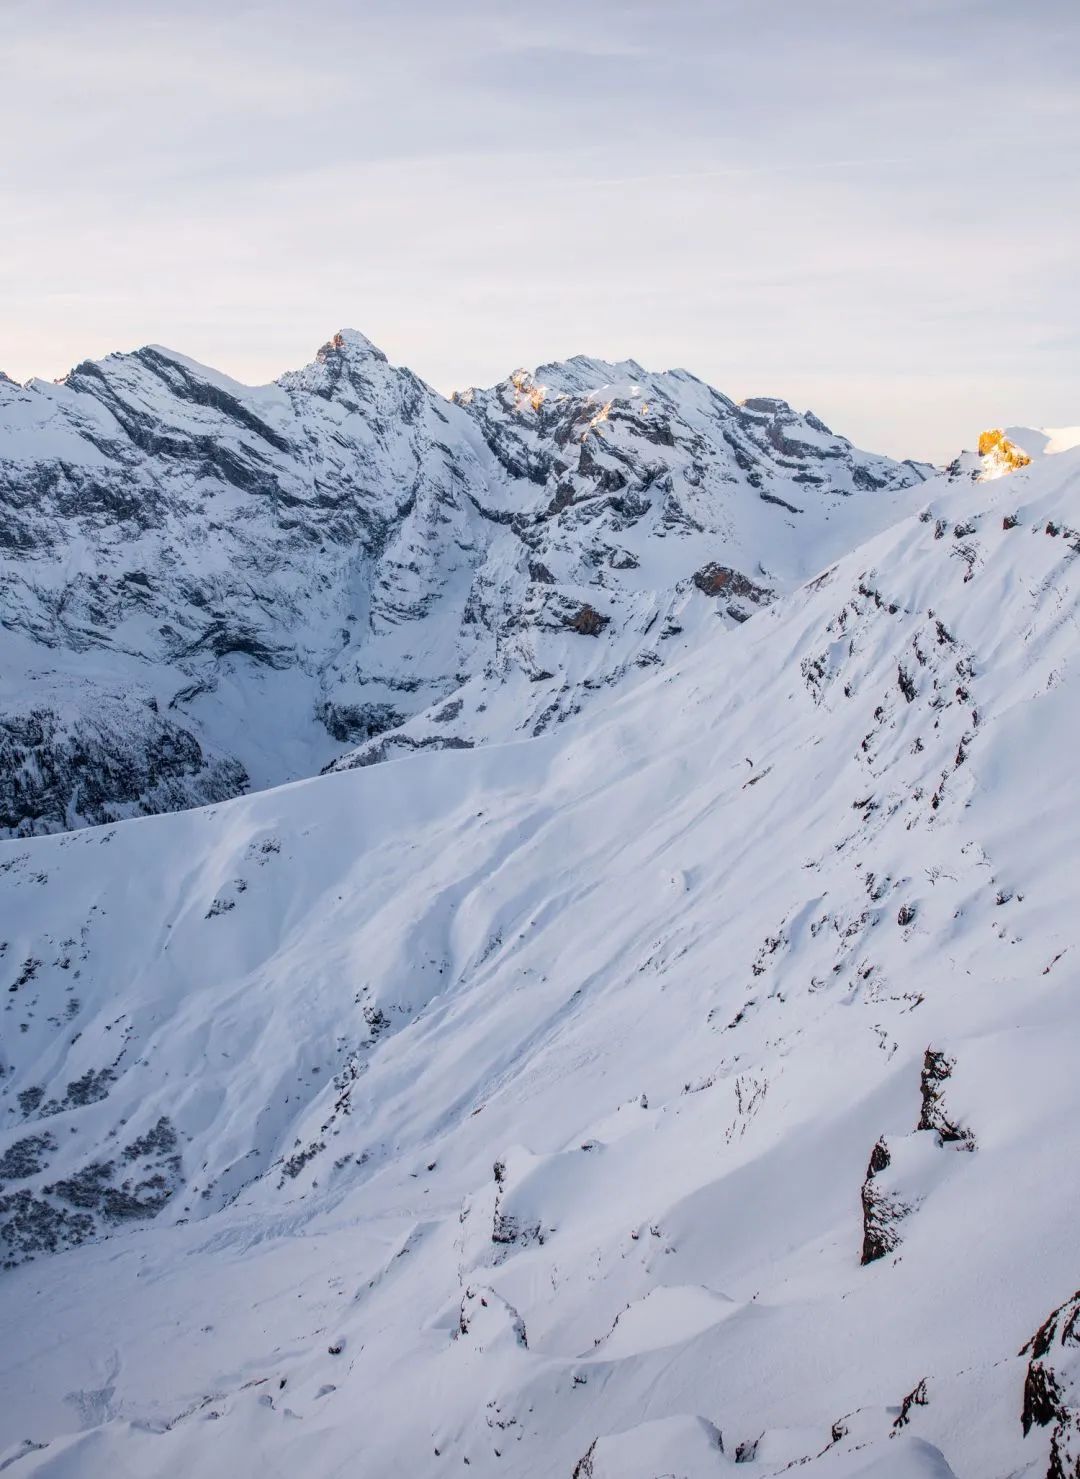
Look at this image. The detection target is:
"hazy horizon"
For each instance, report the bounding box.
[4,0,1078,462]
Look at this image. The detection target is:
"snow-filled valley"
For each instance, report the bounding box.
[1,337,1079,1478]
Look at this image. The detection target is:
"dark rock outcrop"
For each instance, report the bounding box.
[917,1049,974,1147]
[860,1136,907,1264]
[1021,1289,1080,1477]
[566,604,610,637]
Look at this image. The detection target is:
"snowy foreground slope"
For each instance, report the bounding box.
[0,333,930,835]
[1,447,1080,1477]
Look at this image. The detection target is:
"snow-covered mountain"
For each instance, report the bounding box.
[946,423,1080,484]
[0,331,931,835]
[2,431,1078,1478]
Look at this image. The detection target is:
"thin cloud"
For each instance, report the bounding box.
[3,0,1078,465]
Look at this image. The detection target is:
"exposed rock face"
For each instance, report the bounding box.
[0,332,932,834]
[1021,1290,1080,1477]
[860,1136,908,1264]
[917,1048,974,1147]
[0,698,247,834]
[978,428,1033,481]
[0,1114,181,1266]
[860,1047,978,1265]
[490,1155,545,1250]
[893,1377,930,1430]
[692,562,773,621]
[0,329,494,833]
[566,603,610,637]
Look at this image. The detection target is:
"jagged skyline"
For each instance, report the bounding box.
[4,0,1079,462]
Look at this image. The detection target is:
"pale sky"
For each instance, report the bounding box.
[2,0,1078,462]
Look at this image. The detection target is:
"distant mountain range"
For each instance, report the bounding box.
[2,329,1079,1479]
[0,329,933,834]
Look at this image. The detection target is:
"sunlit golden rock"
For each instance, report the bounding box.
[977,428,1032,480]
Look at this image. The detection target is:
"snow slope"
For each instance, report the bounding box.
[0,332,930,835]
[1,445,1078,1476]
[1006,426,1080,459]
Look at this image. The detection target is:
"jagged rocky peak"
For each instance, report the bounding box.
[455,350,931,506]
[530,351,651,397]
[277,327,451,430]
[978,427,1033,480]
[458,351,652,403]
[738,394,839,448]
[279,326,390,391]
[739,394,795,413]
[0,328,936,835]
[321,326,388,363]
[948,422,1080,483]
[738,393,820,429]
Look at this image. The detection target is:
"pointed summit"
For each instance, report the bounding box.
[318,328,388,366]
[977,428,1032,481]
[277,328,392,399]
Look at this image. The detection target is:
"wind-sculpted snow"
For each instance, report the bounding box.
[0,331,930,835]
[1,447,1078,1475]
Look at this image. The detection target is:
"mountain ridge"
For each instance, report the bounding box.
[0,329,932,836]
[1,436,1078,1476]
